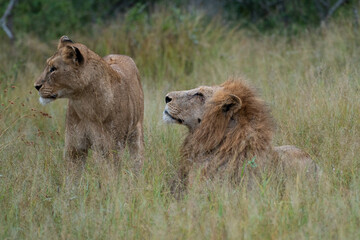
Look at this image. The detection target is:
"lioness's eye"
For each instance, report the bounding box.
[49,66,56,73]
[194,92,204,97]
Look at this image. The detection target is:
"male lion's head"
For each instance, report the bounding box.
[163,79,275,154]
[163,85,221,131]
[34,36,86,105]
[163,82,245,133]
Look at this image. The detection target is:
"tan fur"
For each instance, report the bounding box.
[34,36,144,169]
[274,145,318,176]
[163,79,318,185]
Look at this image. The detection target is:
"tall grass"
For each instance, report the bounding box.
[0,8,359,239]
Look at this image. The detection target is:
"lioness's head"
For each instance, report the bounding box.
[34,36,86,105]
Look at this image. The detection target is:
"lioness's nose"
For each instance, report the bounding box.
[165,95,172,103]
[35,84,42,91]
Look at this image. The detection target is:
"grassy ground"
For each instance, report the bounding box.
[1,9,360,239]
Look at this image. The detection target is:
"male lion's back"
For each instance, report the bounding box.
[274,145,319,177]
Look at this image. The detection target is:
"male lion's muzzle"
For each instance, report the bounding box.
[164,110,183,124]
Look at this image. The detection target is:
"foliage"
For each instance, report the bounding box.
[224,0,356,32]
[0,0,357,39]
[0,0,158,39]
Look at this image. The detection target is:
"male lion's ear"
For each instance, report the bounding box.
[222,94,242,114]
[63,45,84,66]
[58,35,74,49]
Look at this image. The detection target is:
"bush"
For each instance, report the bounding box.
[0,0,356,40]
[0,0,158,39]
[224,0,356,32]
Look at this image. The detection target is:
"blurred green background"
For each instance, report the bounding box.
[0,0,357,40]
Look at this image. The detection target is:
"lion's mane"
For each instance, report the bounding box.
[180,80,277,182]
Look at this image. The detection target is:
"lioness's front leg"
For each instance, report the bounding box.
[64,124,89,168]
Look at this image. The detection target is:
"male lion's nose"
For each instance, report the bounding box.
[35,84,42,91]
[165,95,172,103]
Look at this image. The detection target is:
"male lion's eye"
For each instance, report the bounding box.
[194,92,204,97]
[49,66,56,73]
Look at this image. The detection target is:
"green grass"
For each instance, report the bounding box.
[1,10,360,239]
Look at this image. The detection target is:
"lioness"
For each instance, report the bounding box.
[163,79,318,185]
[34,36,144,169]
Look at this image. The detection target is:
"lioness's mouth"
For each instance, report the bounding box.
[164,110,183,124]
[39,94,58,105]
[39,93,58,99]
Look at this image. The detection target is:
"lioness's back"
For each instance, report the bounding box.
[103,54,140,83]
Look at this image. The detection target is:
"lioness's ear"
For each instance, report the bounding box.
[58,35,74,49]
[63,45,84,66]
[222,94,242,114]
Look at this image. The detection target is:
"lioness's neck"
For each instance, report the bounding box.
[69,58,117,122]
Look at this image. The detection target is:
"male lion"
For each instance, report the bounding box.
[163,79,318,185]
[34,36,144,169]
